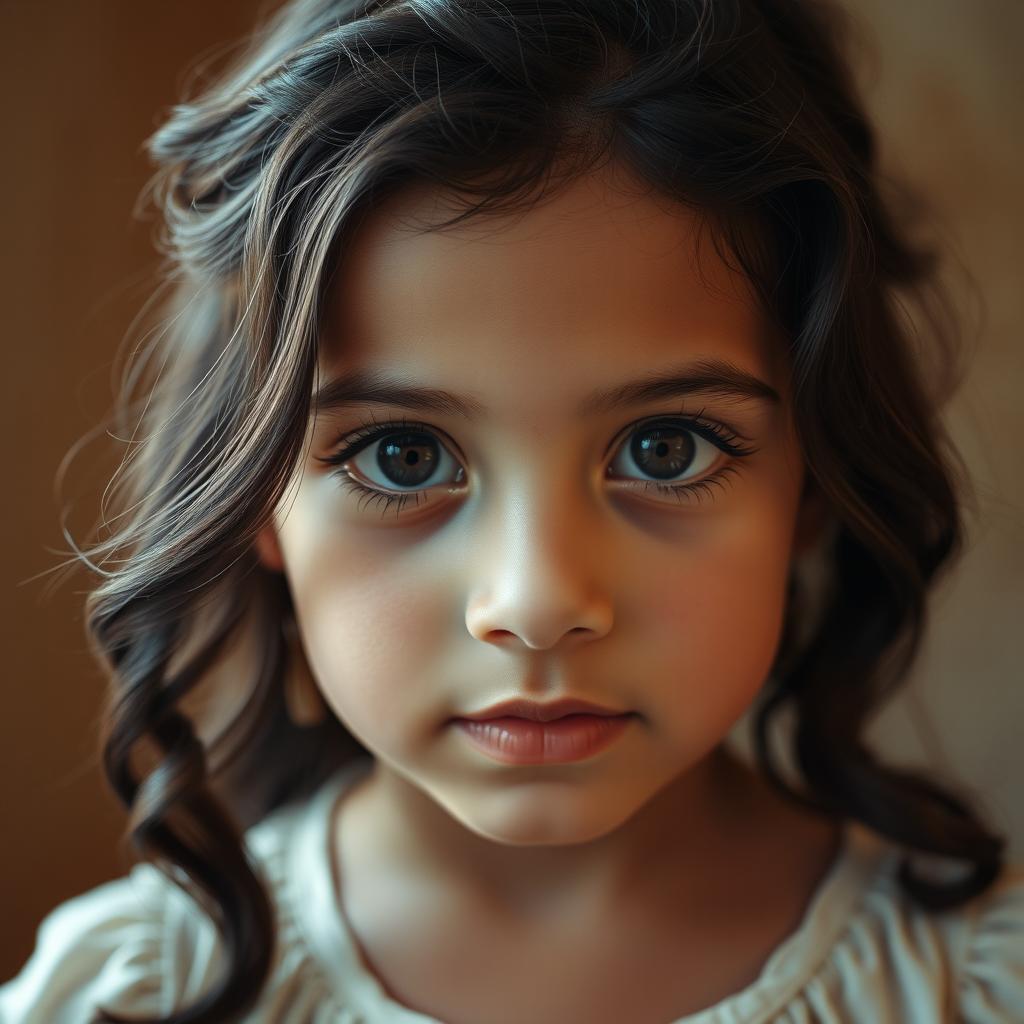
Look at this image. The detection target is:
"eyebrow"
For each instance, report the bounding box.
[311,357,781,420]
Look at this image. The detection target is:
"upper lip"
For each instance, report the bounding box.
[456,698,631,723]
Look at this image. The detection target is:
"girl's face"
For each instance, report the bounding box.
[258,162,815,855]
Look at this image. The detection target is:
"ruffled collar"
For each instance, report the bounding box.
[276,758,896,1023]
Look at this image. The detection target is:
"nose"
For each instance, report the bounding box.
[464,471,614,651]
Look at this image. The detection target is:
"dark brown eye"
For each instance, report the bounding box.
[375,432,442,488]
[629,424,697,479]
[333,428,463,494]
[322,412,756,518]
[609,420,721,485]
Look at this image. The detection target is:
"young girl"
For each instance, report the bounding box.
[2,0,1022,1021]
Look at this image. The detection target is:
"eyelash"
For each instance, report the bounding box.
[315,409,758,519]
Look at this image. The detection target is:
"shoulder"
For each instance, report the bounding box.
[950,859,1024,1022]
[744,822,1024,1024]
[0,763,371,1022]
[0,807,328,1023]
[0,860,224,1022]
[828,846,1024,1024]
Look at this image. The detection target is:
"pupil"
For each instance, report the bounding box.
[379,433,437,486]
[632,425,695,480]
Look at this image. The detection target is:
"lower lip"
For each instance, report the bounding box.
[452,714,633,765]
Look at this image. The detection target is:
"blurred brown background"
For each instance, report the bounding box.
[1,0,1022,984]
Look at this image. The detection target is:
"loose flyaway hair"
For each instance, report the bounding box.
[44,0,1005,1020]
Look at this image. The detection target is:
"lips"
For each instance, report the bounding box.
[454,713,634,765]
[456,697,632,724]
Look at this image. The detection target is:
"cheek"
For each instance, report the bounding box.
[646,507,794,701]
[289,550,447,743]
[274,480,443,736]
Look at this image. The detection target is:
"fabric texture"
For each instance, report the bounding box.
[2,756,1022,1023]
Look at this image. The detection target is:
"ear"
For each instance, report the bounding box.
[792,474,831,555]
[255,522,285,573]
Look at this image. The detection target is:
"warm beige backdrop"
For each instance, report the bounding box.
[2,0,1021,983]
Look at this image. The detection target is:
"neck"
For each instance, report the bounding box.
[343,744,777,926]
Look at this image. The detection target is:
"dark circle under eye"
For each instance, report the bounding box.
[630,423,696,480]
[377,432,440,487]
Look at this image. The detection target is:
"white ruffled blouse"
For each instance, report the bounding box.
[2,756,1022,1023]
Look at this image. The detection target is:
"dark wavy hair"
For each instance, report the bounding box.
[49,0,1007,1020]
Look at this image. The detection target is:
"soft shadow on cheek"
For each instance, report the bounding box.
[280,475,460,725]
[295,557,448,739]
[648,526,791,696]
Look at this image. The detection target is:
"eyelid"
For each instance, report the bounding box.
[608,408,757,456]
[315,413,458,467]
[315,408,758,476]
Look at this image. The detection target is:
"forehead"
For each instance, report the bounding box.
[321,164,785,414]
